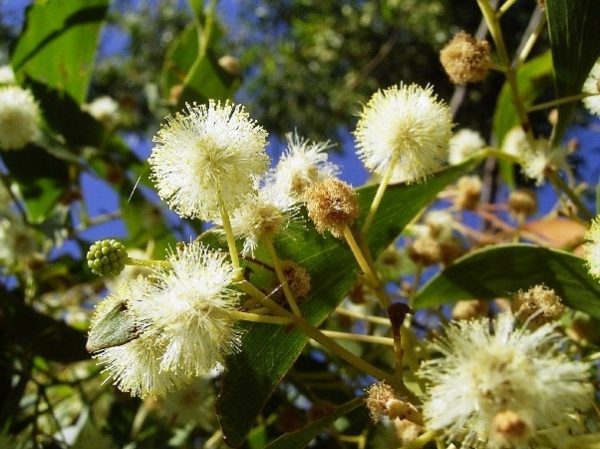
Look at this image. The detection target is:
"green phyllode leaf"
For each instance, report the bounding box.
[0,290,89,363]
[2,144,70,223]
[216,161,474,446]
[263,397,364,449]
[545,0,600,143]
[11,0,109,104]
[414,243,600,318]
[161,24,238,105]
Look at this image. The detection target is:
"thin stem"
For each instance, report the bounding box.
[477,0,537,150]
[321,330,395,346]
[362,153,399,235]
[343,227,381,291]
[497,0,518,17]
[219,198,241,270]
[228,310,291,326]
[516,8,546,64]
[528,93,596,113]
[546,169,594,221]
[183,0,217,88]
[335,307,391,326]
[400,323,426,393]
[400,430,438,449]
[265,236,302,316]
[408,264,423,309]
[240,279,402,388]
[0,173,29,225]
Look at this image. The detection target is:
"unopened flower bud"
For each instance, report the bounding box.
[366,382,421,424]
[508,189,537,219]
[408,237,442,266]
[491,410,531,447]
[305,178,359,238]
[440,31,491,85]
[281,260,311,300]
[218,55,241,77]
[87,239,128,277]
[514,284,565,326]
[455,175,481,210]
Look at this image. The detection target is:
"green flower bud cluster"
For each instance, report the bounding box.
[87,239,128,277]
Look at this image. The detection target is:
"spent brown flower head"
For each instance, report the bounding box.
[440,31,491,84]
[305,178,359,238]
[514,284,565,326]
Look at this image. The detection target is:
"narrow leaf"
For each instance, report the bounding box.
[264,397,364,449]
[545,0,600,143]
[11,0,109,103]
[414,244,600,318]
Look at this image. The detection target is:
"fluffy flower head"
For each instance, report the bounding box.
[420,313,593,448]
[448,129,485,165]
[128,242,243,376]
[84,95,120,127]
[268,131,339,202]
[93,279,190,398]
[228,186,296,256]
[0,86,40,150]
[354,83,453,183]
[0,65,15,85]
[582,59,600,116]
[149,100,269,220]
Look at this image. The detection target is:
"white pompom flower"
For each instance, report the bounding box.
[582,59,600,117]
[354,83,453,183]
[228,185,297,256]
[149,100,269,220]
[0,65,16,85]
[448,128,485,165]
[83,95,120,127]
[419,313,593,449]
[268,131,339,202]
[128,242,243,377]
[93,279,190,398]
[0,86,40,150]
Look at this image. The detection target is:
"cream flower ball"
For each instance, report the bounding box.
[0,86,40,150]
[420,313,593,448]
[149,100,269,220]
[127,242,243,377]
[448,128,485,165]
[354,83,453,183]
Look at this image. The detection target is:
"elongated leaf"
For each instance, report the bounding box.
[0,290,88,362]
[27,78,104,148]
[545,0,600,143]
[2,144,70,223]
[11,0,108,103]
[161,25,237,105]
[414,244,600,318]
[217,161,474,446]
[264,397,364,449]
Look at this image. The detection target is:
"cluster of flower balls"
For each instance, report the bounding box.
[2,55,598,447]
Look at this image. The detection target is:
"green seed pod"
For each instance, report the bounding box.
[87,239,128,277]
